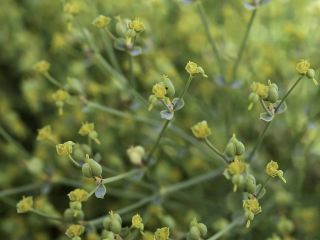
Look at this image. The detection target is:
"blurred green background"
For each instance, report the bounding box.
[0,0,320,239]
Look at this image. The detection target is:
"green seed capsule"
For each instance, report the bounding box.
[101,230,115,240]
[198,223,207,237]
[245,175,257,194]
[249,92,259,103]
[82,163,93,178]
[70,201,82,210]
[267,86,279,103]
[163,76,175,97]
[103,216,111,229]
[64,208,74,221]
[88,158,102,177]
[235,141,245,156]
[225,142,236,157]
[115,20,128,37]
[110,219,122,234]
[189,225,201,240]
[307,68,316,79]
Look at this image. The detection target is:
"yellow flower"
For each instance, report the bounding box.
[92,15,111,28]
[243,198,262,215]
[79,122,95,136]
[185,61,199,75]
[129,18,145,33]
[227,158,246,175]
[52,90,70,102]
[34,60,50,74]
[56,141,74,156]
[152,82,167,99]
[17,196,33,213]
[127,146,145,165]
[266,160,286,183]
[68,189,89,202]
[131,213,144,231]
[65,224,85,238]
[37,125,54,141]
[250,82,269,98]
[64,2,81,15]
[191,121,211,139]
[296,59,310,74]
[154,227,170,240]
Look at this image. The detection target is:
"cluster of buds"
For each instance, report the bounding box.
[243,197,262,228]
[186,219,207,240]
[224,134,245,158]
[82,154,102,179]
[102,211,122,238]
[64,189,88,221]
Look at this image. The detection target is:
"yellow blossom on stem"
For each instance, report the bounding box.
[68,189,89,202]
[296,59,310,75]
[152,82,167,99]
[52,89,70,116]
[65,224,85,238]
[79,122,100,144]
[92,15,111,28]
[191,121,211,139]
[129,18,145,33]
[185,61,207,77]
[34,60,50,74]
[227,157,246,175]
[266,160,286,183]
[250,82,269,99]
[37,125,55,142]
[17,196,33,213]
[243,197,262,228]
[64,2,81,16]
[131,213,144,231]
[56,141,75,156]
[154,227,170,240]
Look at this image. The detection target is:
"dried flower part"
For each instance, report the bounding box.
[243,198,262,215]
[250,82,269,99]
[127,145,145,165]
[17,196,33,213]
[64,2,81,15]
[154,227,170,240]
[266,160,286,183]
[185,61,207,77]
[129,18,145,33]
[34,60,50,74]
[92,15,111,28]
[131,213,144,231]
[152,82,167,99]
[228,158,246,175]
[68,189,89,202]
[296,59,310,75]
[65,224,85,238]
[56,141,74,156]
[191,121,211,139]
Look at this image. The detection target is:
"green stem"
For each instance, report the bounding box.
[256,176,270,198]
[174,75,193,110]
[275,75,304,113]
[0,183,42,198]
[204,138,228,164]
[102,29,122,73]
[146,120,170,161]
[30,209,68,222]
[231,9,257,81]
[102,169,145,184]
[44,73,64,88]
[128,53,136,88]
[197,1,224,77]
[207,217,243,240]
[68,155,81,168]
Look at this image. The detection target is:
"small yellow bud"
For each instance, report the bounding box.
[243,198,262,215]
[131,213,144,231]
[250,82,269,99]
[154,227,170,240]
[152,82,167,99]
[127,146,145,165]
[65,224,85,238]
[185,61,199,75]
[92,15,111,28]
[56,141,75,156]
[79,122,100,144]
[68,189,89,202]
[191,121,211,139]
[129,18,145,33]
[266,160,286,183]
[64,2,81,15]
[227,158,246,175]
[17,196,33,213]
[296,59,310,75]
[34,60,50,74]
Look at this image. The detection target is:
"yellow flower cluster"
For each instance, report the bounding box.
[64,2,81,16]
[296,59,310,75]
[34,60,50,74]
[185,61,207,77]
[228,158,246,175]
[265,160,286,183]
[152,82,167,99]
[243,198,261,215]
[17,196,33,213]
[129,18,145,33]
[37,125,54,142]
[131,213,144,231]
[56,141,74,156]
[250,82,269,98]
[191,121,211,139]
[52,89,70,102]
[154,227,170,240]
[68,189,89,202]
[92,15,111,28]
[65,224,85,238]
